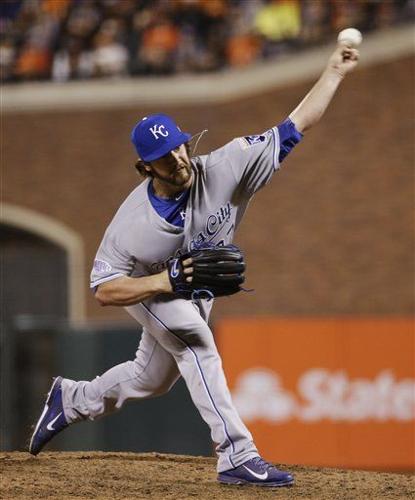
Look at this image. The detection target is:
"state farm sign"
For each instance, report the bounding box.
[217,317,415,470]
[233,368,415,423]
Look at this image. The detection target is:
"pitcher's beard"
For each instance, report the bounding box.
[153,165,192,187]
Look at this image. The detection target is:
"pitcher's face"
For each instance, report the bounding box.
[147,144,192,187]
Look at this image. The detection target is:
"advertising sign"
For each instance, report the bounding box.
[217,318,415,470]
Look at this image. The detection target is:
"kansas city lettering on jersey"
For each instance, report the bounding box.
[150,247,184,273]
[189,202,232,250]
[149,202,233,272]
[206,204,231,235]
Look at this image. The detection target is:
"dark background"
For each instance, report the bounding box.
[4,55,414,323]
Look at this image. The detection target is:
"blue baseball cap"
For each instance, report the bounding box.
[131,113,191,162]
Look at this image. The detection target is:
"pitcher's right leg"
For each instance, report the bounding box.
[126,298,259,473]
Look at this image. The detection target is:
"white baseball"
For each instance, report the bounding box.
[337,28,362,47]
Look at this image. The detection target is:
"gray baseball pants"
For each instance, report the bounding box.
[61,296,258,472]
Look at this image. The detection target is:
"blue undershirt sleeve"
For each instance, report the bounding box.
[277,118,303,162]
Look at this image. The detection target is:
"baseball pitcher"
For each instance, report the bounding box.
[29,44,359,487]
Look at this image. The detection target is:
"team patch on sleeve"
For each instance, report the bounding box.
[237,134,266,150]
[93,259,112,273]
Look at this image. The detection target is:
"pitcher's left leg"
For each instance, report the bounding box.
[127,298,259,472]
[61,329,180,422]
[29,329,180,455]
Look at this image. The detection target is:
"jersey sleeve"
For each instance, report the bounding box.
[226,127,280,195]
[90,228,135,289]
[213,119,302,196]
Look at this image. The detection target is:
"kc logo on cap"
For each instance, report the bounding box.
[150,125,169,140]
[131,113,191,162]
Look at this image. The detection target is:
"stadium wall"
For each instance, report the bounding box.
[3,54,414,322]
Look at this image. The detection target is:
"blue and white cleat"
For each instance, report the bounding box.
[29,376,68,455]
[218,456,294,487]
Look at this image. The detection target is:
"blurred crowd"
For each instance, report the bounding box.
[1,0,414,83]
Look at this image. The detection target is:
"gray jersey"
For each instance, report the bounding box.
[90,127,281,288]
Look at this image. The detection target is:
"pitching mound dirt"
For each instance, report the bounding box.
[0,452,413,499]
